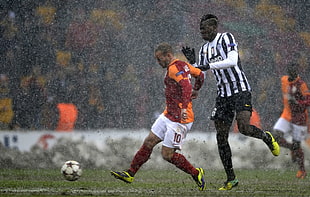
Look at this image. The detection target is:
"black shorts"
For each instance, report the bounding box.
[210,91,252,124]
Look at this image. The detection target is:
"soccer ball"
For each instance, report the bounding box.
[61,160,82,181]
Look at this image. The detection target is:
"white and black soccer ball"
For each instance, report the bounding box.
[61,160,82,181]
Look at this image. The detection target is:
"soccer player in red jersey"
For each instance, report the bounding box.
[111,43,206,191]
[274,64,309,179]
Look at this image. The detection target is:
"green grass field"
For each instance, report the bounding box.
[0,168,309,196]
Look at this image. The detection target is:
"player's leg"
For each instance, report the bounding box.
[234,91,263,138]
[292,140,305,174]
[111,114,165,183]
[236,111,280,156]
[292,141,307,179]
[161,146,198,176]
[162,146,206,191]
[211,96,238,190]
[126,114,169,176]
[110,132,161,183]
[235,92,279,156]
[215,120,238,185]
[235,93,264,139]
[128,132,162,175]
[273,118,293,149]
[161,121,206,191]
[236,110,267,139]
[292,124,307,179]
[215,120,239,190]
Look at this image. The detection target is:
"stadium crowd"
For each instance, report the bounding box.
[0,0,309,131]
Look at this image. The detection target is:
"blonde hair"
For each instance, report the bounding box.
[155,42,174,55]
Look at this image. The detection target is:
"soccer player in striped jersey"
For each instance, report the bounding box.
[182,14,280,190]
[111,43,206,191]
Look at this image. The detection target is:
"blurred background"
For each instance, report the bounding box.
[0,0,309,132]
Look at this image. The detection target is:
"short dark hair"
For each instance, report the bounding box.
[200,14,218,26]
[155,42,174,55]
[287,63,298,80]
[287,63,299,73]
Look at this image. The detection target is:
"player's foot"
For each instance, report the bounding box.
[296,170,307,179]
[192,168,206,191]
[265,131,280,156]
[218,178,239,190]
[111,170,134,183]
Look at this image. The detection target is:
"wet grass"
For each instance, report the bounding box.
[0,168,309,196]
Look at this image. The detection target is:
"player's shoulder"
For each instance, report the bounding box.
[170,59,188,69]
[221,32,235,38]
[168,60,185,73]
[220,32,236,46]
[280,75,290,88]
[296,77,308,88]
[281,75,289,81]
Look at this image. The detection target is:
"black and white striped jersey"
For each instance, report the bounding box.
[198,32,251,97]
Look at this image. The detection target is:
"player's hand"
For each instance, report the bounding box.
[197,64,210,71]
[181,108,188,121]
[182,46,196,64]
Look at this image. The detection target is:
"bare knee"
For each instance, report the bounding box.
[161,146,175,161]
[238,122,251,134]
[162,153,172,161]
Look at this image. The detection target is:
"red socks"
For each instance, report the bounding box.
[128,145,198,178]
[292,148,305,171]
[169,152,199,177]
[128,144,152,175]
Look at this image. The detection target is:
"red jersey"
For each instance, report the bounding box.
[280,75,309,125]
[163,59,204,123]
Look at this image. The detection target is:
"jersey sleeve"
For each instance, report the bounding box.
[188,63,204,91]
[209,32,238,69]
[209,51,238,69]
[280,76,291,120]
[300,81,309,95]
[168,65,192,109]
[223,32,238,53]
[298,81,310,106]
